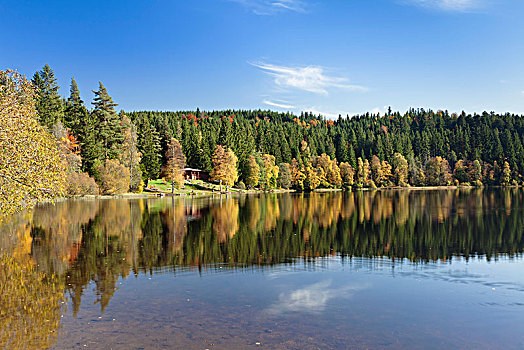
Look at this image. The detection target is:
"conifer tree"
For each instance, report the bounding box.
[139,120,162,182]
[91,82,123,160]
[64,77,85,134]
[277,163,292,189]
[32,64,64,129]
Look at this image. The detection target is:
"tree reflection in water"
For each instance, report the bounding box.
[0,189,523,318]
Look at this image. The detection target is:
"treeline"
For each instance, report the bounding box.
[27,64,524,194]
[128,108,522,190]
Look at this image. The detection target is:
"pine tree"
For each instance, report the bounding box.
[32,64,64,129]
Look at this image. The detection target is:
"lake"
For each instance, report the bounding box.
[1,189,524,349]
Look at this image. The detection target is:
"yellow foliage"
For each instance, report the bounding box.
[0,70,66,219]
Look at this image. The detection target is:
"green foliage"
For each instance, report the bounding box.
[92,82,124,160]
[277,163,292,189]
[31,64,64,129]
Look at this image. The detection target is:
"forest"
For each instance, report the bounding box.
[3,64,524,212]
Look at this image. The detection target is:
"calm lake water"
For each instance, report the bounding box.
[1,190,524,349]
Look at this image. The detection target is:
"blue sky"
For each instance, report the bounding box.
[1,0,524,117]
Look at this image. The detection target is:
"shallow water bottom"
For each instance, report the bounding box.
[53,257,524,349]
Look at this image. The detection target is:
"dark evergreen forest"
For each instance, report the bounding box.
[127,108,523,187]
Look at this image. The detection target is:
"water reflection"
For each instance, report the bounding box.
[0,255,64,348]
[0,189,523,319]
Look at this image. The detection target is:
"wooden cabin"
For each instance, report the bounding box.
[182,168,209,181]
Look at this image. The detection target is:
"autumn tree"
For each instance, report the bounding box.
[211,145,238,189]
[304,164,320,191]
[162,138,186,192]
[380,160,393,187]
[52,120,99,196]
[392,153,408,186]
[453,160,469,184]
[96,159,131,195]
[371,155,384,186]
[356,157,365,187]
[244,154,260,188]
[339,162,355,187]
[469,159,483,186]
[119,113,143,192]
[261,154,279,190]
[0,70,66,218]
[290,158,306,190]
[425,156,452,186]
[501,161,511,185]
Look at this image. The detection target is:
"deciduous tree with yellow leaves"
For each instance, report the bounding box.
[0,70,66,219]
[211,145,238,189]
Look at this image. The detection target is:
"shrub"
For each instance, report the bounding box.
[66,172,99,196]
[96,159,131,195]
[236,181,246,190]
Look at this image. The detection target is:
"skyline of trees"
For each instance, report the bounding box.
[4,63,524,218]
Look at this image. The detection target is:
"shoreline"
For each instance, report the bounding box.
[50,185,524,202]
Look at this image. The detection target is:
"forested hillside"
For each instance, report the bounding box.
[127,108,523,188]
[9,64,524,200]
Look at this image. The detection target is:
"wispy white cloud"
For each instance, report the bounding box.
[304,107,345,119]
[230,0,307,15]
[263,99,297,109]
[251,62,367,95]
[265,280,366,315]
[403,0,483,11]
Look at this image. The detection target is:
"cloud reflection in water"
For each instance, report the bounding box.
[265,280,367,315]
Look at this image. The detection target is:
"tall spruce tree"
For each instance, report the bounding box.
[64,77,86,137]
[91,82,124,160]
[139,119,162,182]
[32,64,64,129]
